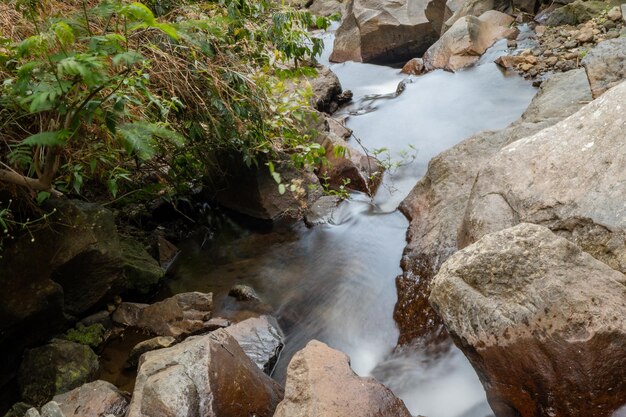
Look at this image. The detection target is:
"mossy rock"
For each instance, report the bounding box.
[545,0,610,26]
[120,237,165,294]
[62,323,106,348]
[2,402,32,417]
[18,339,99,406]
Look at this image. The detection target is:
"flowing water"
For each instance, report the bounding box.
[164,29,536,417]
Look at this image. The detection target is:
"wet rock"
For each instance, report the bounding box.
[209,154,321,222]
[40,402,64,417]
[329,0,440,64]
[582,37,626,98]
[18,339,99,406]
[228,284,262,302]
[2,402,32,417]
[127,329,282,417]
[78,311,112,329]
[394,69,592,346]
[317,127,384,195]
[424,11,516,72]
[430,223,626,417]
[24,409,40,417]
[544,0,607,26]
[152,235,178,269]
[126,337,177,368]
[460,81,626,275]
[224,316,284,374]
[310,66,343,113]
[274,340,412,417]
[304,195,341,227]
[401,58,426,75]
[113,292,213,338]
[53,380,129,417]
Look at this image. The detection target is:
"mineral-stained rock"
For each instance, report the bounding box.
[544,0,608,26]
[582,37,626,98]
[18,340,99,406]
[127,329,283,417]
[394,69,592,346]
[273,340,412,417]
[329,0,440,64]
[430,223,626,417]
[460,80,626,275]
[53,380,129,417]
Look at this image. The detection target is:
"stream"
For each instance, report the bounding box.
[156,29,536,417]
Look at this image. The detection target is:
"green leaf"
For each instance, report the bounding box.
[278,183,286,195]
[155,23,180,40]
[22,130,66,147]
[112,51,144,66]
[36,191,51,205]
[271,171,281,184]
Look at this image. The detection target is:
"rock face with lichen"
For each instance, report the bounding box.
[430,223,626,417]
[394,69,592,347]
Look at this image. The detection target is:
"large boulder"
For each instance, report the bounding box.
[18,340,99,406]
[582,37,626,98]
[423,11,516,72]
[273,340,412,417]
[394,69,592,346]
[308,0,347,17]
[329,0,441,64]
[52,380,129,417]
[223,315,284,374]
[430,223,626,417]
[127,329,282,417]
[460,80,626,274]
[544,0,608,26]
[112,292,213,338]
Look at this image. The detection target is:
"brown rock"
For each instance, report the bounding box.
[607,6,622,21]
[424,11,516,71]
[223,316,284,374]
[582,37,626,98]
[126,336,177,368]
[494,55,526,69]
[127,330,283,417]
[394,69,592,346]
[401,57,426,75]
[430,223,626,417]
[273,340,411,417]
[576,27,594,43]
[329,0,440,64]
[112,292,213,338]
[53,380,129,417]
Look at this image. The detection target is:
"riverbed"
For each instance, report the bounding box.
[161,28,536,417]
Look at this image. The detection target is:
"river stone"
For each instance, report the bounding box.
[113,292,213,338]
[228,284,262,302]
[224,316,284,374]
[127,329,283,417]
[2,402,32,417]
[308,0,346,17]
[430,223,626,417]
[40,402,64,417]
[460,80,626,274]
[18,339,99,406]
[52,380,128,417]
[126,336,177,368]
[273,340,412,417]
[582,37,626,98]
[329,0,440,64]
[310,66,343,113]
[544,0,608,26]
[394,69,592,346]
[424,11,516,72]
[304,195,341,226]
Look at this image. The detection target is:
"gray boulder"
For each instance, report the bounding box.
[273,340,412,417]
[18,340,99,406]
[394,69,592,346]
[329,0,441,64]
[460,80,626,275]
[582,37,626,98]
[224,316,284,373]
[127,329,283,417]
[430,223,626,417]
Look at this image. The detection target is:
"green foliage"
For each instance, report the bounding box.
[0,0,332,206]
[63,323,106,348]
